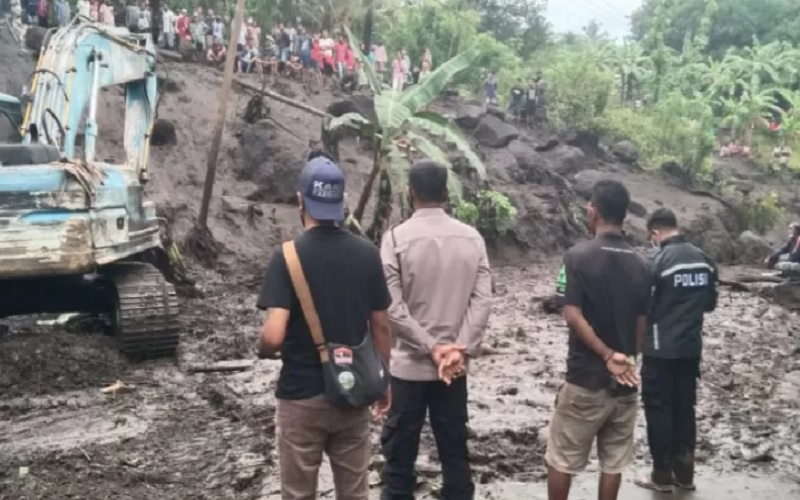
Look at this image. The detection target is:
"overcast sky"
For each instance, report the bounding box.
[545,0,643,38]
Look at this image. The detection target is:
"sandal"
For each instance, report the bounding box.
[634,475,673,493]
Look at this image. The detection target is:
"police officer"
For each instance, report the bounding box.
[635,208,718,493]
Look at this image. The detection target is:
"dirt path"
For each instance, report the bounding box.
[1,261,798,499]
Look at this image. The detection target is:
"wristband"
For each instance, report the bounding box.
[603,350,614,363]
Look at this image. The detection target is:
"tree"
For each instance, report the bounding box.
[326,31,486,242]
[631,0,800,58]
[610,40,652,103]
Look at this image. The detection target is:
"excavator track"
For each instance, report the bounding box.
[103,262,180,359]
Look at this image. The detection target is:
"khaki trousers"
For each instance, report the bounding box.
[277,396,371,500]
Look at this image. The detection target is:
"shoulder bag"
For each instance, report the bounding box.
[282,241,389,409]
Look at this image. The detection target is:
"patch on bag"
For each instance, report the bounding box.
[333,347,353,365]
[338,371,355,391]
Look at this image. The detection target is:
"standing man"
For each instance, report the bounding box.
[546,180,651,500]
[257,156,392,500]
[380,160,493,500]
[634,208,717,493]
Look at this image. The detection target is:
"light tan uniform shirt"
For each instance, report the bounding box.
[381,208,492,381]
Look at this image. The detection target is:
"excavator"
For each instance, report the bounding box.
[0,16,179,358]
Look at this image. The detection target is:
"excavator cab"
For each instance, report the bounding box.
[0,18,179,358]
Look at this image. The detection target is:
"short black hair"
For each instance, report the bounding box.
[647,208,678,231]
[409,160,448,203]
[590,180,630,226]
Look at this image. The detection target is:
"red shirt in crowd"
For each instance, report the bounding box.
[345,47,355,70]
[335,41,348,63]
[311,39,321,63]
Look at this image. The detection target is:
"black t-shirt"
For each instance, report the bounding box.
[562,232,650,393]
[257,226,391,400]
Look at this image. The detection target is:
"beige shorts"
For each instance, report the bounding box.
[545,382,638,475]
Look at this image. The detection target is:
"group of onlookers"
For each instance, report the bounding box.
[7,0,116,28]
[256,146,720,500]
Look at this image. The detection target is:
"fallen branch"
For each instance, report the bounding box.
[728,274,786,284]
[186,360,255,374]
[157,48,184,62]
[718,279,752,292]
[233,77,328,118]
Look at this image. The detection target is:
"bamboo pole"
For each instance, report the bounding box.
[197,0,246,227]
[232,77,329,118]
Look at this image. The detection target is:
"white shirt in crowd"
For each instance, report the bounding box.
[238,20,246,45]
[162,8,175,34]
[76,0,90,18]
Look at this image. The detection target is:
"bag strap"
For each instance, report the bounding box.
[282,241,329,364]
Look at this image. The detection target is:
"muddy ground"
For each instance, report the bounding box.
[2,264,800,499]
[2,24,800,499]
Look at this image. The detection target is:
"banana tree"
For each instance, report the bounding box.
[610,40,652,103]
[718,88,782,145]
[326,29,486,243]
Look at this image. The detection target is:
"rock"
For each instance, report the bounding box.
[563,130,600,155]
[683,212,737,264]
[572,170,611,199]
[628,200,647,218]
[221,196,262,217]
[326,95,377,125]
[497,385,519,396]
[157,76,182,93]
[735,231,771,265]
[774,371,800,402]
[486,106,507,121]
[612,140,639,163]
[474,115,519,148]
[150,119,177,146]
[534,137,560,152]
[245,163,298,204]
[765,282,800,311]
[454,104,486,129]
[544,145,592,177]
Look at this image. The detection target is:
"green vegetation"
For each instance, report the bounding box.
[454,190,518,242]
[325,34,486,243]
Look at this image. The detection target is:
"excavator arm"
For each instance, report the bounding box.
[20,17,157,180]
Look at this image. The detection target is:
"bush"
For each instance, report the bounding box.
[722,187,783,234]
[594,92,715,178]
[454,190,517,241]
[544,48,616,131]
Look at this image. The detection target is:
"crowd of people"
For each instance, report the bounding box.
[256,146,721,500]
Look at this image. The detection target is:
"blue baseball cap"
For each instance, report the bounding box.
[299,156,345,221]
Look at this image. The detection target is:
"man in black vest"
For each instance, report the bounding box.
[635,208,718,493]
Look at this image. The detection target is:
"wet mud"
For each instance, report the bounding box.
[2,264,799,499]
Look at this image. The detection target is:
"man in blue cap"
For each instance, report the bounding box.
[256,156,392,500]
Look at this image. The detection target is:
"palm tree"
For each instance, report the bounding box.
[326,29,485,242]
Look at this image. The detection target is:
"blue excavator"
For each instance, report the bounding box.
[0,17,179,358]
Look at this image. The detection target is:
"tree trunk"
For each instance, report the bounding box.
[362,1,374,51]
[197,0,247,227]
[354,140,381,222]
[150,0,161,42]
[366,168,393,245]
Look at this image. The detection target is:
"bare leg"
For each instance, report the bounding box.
[548,466,571,500]
[599,473,622,500]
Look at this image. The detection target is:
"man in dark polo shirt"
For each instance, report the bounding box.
[256,156,392,500]
[546,180,650,500]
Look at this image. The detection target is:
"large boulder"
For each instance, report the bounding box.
[735,231,772,265]
[563,130,600,156]
[237,120,298,203]
[612,140,639,164]
[326,95,377,125]
[455,104,486,129]
[572,169,611,199]
[474,115,519,148]
[150,119,177,146]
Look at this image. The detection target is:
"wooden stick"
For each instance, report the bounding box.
[186,360,255,374]
[232,77,329,118]
[197,0,246,227]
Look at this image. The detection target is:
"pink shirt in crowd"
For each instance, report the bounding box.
[335,42,348,63]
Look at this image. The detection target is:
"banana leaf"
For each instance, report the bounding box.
[407,112,486,180]
[398,46,483,112]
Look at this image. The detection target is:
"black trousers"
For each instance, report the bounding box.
[381,376,474,500]
[641,357,700,484]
